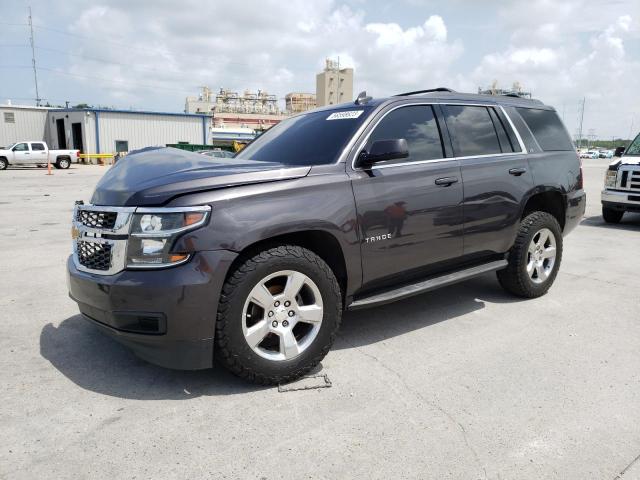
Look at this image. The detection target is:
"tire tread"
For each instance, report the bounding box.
[497,212,562,298]
[215,245,342,385]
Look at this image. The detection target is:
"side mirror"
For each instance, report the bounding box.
[357,139,409,168]
[614,146,625,157]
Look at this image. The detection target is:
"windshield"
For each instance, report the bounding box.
[626,132,640,156]
[235,107,373,166]
[5,143,15,150]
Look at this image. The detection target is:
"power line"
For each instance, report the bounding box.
[0,24,319,73]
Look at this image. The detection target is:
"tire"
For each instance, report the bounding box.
[216,245,342,385]
[56,157,71,169]
[497,212,563,298]
[0,158,7,170]
[602,207,624,224]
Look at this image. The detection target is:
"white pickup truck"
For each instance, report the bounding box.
[0,141,80,170]
[601,135,640,223]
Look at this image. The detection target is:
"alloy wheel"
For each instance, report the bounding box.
[242,270,324,361]
[527,228,557,284]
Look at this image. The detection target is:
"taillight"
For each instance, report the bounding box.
[577,154,584,189]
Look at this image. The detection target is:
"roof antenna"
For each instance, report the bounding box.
[354,91,372,105]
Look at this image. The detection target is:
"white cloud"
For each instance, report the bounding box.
[7,0,637,137]
[472,6,639,137]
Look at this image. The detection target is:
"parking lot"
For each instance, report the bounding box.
[1,159,639,479]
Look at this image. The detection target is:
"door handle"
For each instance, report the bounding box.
[509,167,527,176]
[435,176,459,186]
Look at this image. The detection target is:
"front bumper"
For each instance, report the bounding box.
[67,250,237,370]
[601,189,640,213]
[564,189,586,235]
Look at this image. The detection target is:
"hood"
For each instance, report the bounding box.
[90,147,311,206]
[620,156,640,166]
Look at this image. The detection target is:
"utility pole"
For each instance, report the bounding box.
[28,6,41,106]
[628,115,635,141]
[577,97,585,149]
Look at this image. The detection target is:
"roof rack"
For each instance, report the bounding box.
[395,88,456,96]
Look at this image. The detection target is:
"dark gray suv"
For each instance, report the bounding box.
[67,88,585,384]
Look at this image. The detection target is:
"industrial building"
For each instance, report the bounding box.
[0,103,211,154]
[185,87,287,131]
[316,59,354,107]
[285,93,316,114]
[478,81,532,99]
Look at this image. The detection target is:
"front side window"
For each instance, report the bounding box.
[443,105,502,157]
[625,132,640,156]
[31,143,45,151]
[516,108,573,151]
[13,143,28,152]
[235,107,372,166]
[365,105,444,164]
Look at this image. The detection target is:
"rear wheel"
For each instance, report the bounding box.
[56,157,71,169]
[0,158,7,170]
[216,245,342,385]
[602,207,624,224]
[497,212,563,298]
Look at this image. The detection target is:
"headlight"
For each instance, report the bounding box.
[126,206,211,268]
[604,170,618,188]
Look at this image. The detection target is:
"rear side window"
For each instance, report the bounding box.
[488,108,515,153]
[31,143,45,151]
[366,105,444,164]
[443,105,502,157]
[516,108,573,151]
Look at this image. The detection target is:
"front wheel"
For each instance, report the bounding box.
[602,207,624,224]
[56,158,71,169]
[215,245,342,385]
[497,212,563,298]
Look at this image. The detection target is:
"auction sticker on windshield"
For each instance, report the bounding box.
[326,110,364,120]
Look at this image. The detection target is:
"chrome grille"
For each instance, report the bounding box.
[72,205,135,275]
[629,170,640,191]
[76,209,118,229]
[77,241,112,271]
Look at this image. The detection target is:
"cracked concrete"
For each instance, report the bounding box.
[1,159,639,479]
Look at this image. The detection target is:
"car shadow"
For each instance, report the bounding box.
[580,214,640,231]
[335,273,519,350]
[4,166,77,171]
[41,274,521,400]
[40,317,266,400]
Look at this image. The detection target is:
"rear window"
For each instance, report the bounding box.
[236,107,372,166]
[31,143,45,151]
[516,108,573,151]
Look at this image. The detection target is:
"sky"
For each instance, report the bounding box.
[1,0,639,139]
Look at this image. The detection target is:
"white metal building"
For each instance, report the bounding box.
[0,104,50,147]
[46,108,210,154]
[0,104,210,154]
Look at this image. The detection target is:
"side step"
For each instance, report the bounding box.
[347,259,508,310]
